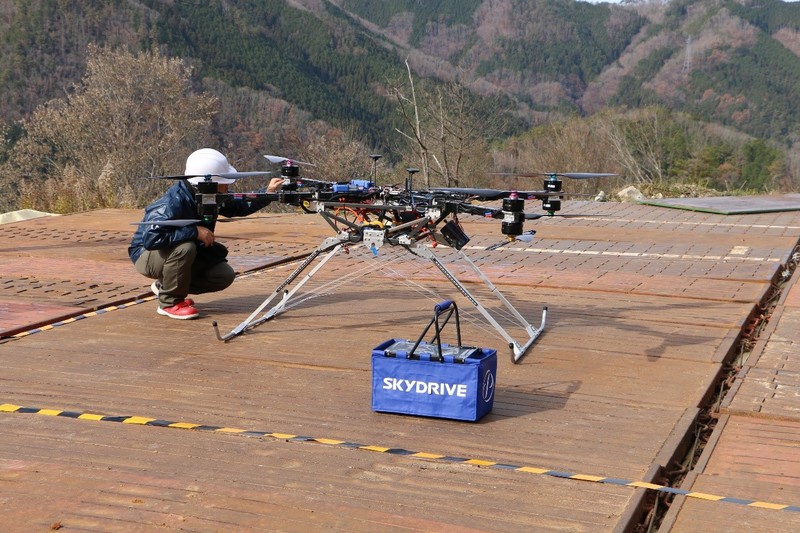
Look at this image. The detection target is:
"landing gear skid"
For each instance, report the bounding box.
[214,209,546,363]
[418,245,547,364]
[214,245,545,364]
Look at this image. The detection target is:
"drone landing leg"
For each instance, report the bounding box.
[460,250,547,363]
[213,237,346,341]
[412,244,546,363]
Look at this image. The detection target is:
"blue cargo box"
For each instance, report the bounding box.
[371,338,497,422]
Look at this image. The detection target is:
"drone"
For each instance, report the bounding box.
[137,155,614,363]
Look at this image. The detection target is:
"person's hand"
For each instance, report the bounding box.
[196,225,214,247]
[267,177,285,193]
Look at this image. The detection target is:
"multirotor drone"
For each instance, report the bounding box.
[138,155,614,363]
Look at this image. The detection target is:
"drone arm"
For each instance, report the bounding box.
[318,207,364,235]
[385,214,432,243]
[217,190,274,218]
[458,203,502,219]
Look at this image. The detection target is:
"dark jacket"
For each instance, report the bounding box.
[128,180,271,264]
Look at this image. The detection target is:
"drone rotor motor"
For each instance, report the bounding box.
[544,177,563,192]
[501,195,525,237]
[281,162,300,178]
[195,180,222,223]
[542,198,561,214]
[542,176,563,215]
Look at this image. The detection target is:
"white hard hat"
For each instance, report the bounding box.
[185,148,236,184]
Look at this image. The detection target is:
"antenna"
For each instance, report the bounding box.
[405,167,419,192]
[406,167,419,209]
[370,154,382,185]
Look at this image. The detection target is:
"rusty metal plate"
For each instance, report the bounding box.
[0,298,80,336]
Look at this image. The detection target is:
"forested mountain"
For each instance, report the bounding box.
[336,0,800,147]
[2,0,800,213]
[3,0,800,149]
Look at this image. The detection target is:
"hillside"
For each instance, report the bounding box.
[333,0,800,147]
[2,0,800,156]
[336,0,646,113]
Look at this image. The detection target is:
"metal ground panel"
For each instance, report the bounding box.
[663,416,800,532]
[0,295,702,530]
[664,252,800,531]
[1,203,800,531]
[547,201,800,237]
[0,211,320,336]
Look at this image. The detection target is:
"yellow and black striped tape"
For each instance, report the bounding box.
[6,296,156,340]
[1,402,798,513]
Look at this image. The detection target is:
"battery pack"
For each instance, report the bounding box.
[370,301,497,421]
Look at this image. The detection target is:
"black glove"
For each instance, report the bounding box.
[200,241,229,260]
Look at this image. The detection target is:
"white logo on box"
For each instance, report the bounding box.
[382,378,467,397]
[482,369,495,402]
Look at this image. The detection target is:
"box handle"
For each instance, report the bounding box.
[407,300,462,362]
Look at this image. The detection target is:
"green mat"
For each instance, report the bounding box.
[640,194,800,215]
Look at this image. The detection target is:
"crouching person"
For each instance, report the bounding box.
[128,148,284,319]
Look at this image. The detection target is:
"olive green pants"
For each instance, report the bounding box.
[134,241,235,307]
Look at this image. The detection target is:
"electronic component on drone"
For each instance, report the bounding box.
[281,161,299,178]
[439,219,470,250]
[370,154,382,185]
[544,176,563,192]
[332,179,375,193]
[542,197,561,214]
[405,167,419,192]
[265,155,312,190]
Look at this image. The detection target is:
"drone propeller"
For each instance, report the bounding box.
[486,230,537,251]
[146,171,272,181]
[264,155,314,166]
[549,172,616,179]
[523,212,599,220]
[524,213,547,220]
[432,187,553,200]
[492,172,616,180]
[131,219,201,227]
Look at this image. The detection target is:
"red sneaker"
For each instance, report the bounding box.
[157,300,199,320]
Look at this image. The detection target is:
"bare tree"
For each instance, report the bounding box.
[600,107,672,185]
[4,45,217,212]
[392,60,504,189]
[392,57,432,189]
[303,127,372,182]
[432,78,512,187]
[564,109,696,189]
